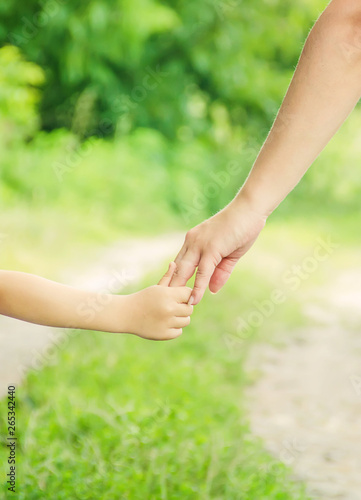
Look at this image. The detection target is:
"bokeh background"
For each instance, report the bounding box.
[1,1,361,498]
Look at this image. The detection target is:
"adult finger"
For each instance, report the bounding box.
[158,262,177,286]
[208,258,237,293]
[173,240,187,265]
[190,256,216,305]
[209,253,241,293]
[169,250,199,288]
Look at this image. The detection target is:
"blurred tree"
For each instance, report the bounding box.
[6,0,354,225]
[0,44,44,198]
[0,0,326,139]
[0,44,44,143]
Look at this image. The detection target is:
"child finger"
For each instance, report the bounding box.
[176,303,193,317]
[168,328,183,339]
[175,286,193,303]
[158,262,177,286]
[173,316,191,328]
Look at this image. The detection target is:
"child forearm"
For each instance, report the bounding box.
[0,270,130,333]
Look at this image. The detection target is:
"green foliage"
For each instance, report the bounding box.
[4,0,357,230]
[0,121,248,227]
[2,109,361,236]
[276,110,361,218]
[0,0,326,137]
[0,45,44,144]
[300,112,361,207]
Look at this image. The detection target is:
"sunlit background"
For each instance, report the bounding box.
[1,1,361,498]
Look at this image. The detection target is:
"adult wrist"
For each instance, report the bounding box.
[231,187,270,221]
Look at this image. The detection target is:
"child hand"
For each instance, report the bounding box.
[126,262,193,341]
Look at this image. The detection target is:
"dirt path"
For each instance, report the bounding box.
[0,232,184,399]
[245,269,361,500]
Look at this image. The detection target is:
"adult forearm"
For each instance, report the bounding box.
[0,271,129,332]
[238,0,361,216]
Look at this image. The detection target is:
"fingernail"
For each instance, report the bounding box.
[188,296,194,305]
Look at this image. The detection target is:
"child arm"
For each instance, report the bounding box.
[0,270,130,332]
[0,263,193,340]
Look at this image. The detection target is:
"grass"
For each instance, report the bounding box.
[0,249,318,500]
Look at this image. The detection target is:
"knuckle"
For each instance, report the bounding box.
[185,229,195,242]
[203,249,219,264]
[197,263,212,278]
[206,245,218,256]
[174,266,186,278]
[196,270,208,279]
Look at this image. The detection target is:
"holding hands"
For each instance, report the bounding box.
[170,196,267,305]
[132,194,266,341]
[127,262,193,341]
[0,264,194,342]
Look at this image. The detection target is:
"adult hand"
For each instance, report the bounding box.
[169,196,267,305]
[171,0,361,304]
